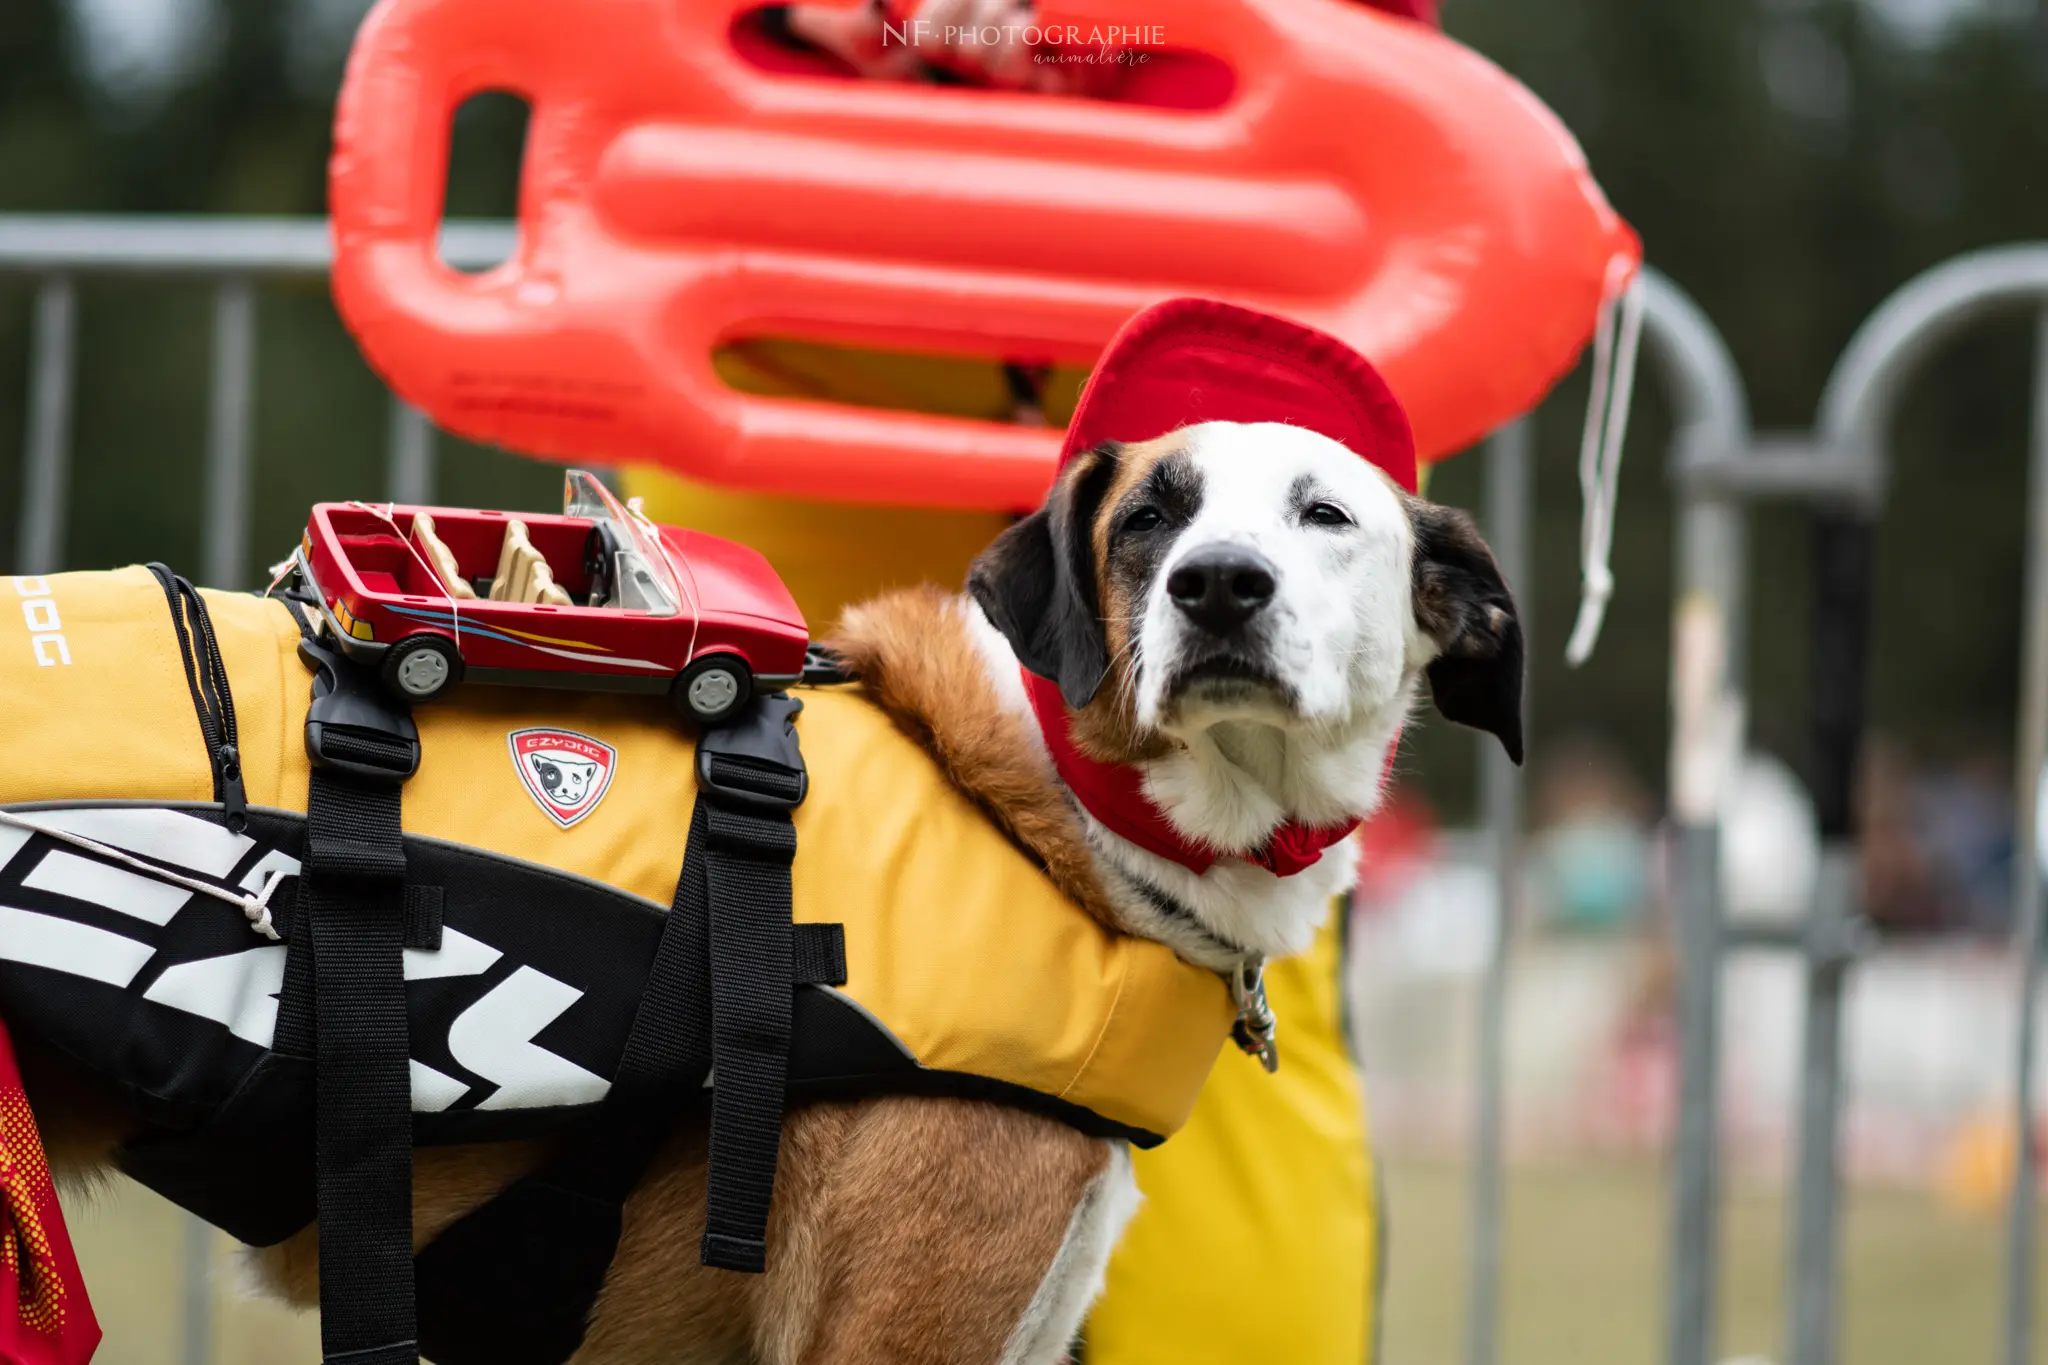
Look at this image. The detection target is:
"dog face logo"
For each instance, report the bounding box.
[534,756,599,805]
[508,728,618,828]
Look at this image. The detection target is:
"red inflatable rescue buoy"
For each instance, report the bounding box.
[330,0,1638,511]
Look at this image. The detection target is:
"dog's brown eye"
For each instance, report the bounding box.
[1304,501,1353,527]
[1121,506,1165,535]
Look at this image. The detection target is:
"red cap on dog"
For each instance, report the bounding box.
[1058,297,1419,494]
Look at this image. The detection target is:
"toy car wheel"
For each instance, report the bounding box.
[382,634,463,702]
[676,653,752,725]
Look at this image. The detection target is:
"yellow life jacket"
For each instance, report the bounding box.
[0,568,1231,1214]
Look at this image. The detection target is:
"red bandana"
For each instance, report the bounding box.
[1023,669,1362,879]
[0,1020,101,1365]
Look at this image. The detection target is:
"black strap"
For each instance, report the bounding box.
[268,881,443,950]
[697,788,797,1271]
[306,765,418,1365]
[296,637,424,1365]
[792,922,846,986]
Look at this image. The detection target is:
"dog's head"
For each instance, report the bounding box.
[970,420,1522,769]
[528,753,601,807]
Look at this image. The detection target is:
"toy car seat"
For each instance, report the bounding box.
[488,521,574,606]
[410,513,477,599]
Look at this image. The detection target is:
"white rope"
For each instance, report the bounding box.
[1563,257,1647,669]
[346,499,465,651]
[263,554,298,596]
[0,809,286,941]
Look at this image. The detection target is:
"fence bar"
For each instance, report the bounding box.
[16,275,77,576]
[1465,418,1532,1365]
[202,277,256,589]
[2003,306,2048,1365]
[1787,847,1860,1365]
[1787,509,1878,1365]
[1643,266,1755,1365]
[0,215,515,276]
[180,1216,213,1365]
[388,398,436,506]
[1663,820,1725,1365]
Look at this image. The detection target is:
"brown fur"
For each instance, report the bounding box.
[830,585,1118,923]
[1067,434,1184,767]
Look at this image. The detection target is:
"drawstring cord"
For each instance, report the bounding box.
[1563,256,1646,669]
[146,564,248,833]
[0,810,286,941]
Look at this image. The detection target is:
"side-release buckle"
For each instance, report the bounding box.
[694,693,808,812]
[299,636,420,782]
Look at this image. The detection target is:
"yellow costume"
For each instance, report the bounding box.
[627,336,1381,1361]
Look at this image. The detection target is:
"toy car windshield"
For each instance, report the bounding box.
[565,470,681,617]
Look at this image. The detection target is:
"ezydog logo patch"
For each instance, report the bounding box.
[508,728,618,828]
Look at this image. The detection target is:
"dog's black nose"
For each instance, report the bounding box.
[1167,547,1277,635]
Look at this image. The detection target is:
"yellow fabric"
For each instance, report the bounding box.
[628,467,1382,1365]
[1090,922,1377,1363]
[1,568,1231,1142]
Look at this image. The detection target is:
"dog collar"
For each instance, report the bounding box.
[1020,668,1362,879]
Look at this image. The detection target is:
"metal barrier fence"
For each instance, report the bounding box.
[1666,249,2048,1365]
[3,215,2045,1365]
[0,215,514,586]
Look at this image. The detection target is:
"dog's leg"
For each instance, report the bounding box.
[991,1146,1138,1365]
[760,1097,1116,1365]
[997,1141,1137,1365]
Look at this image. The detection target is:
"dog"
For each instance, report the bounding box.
[18,423,1518,1362]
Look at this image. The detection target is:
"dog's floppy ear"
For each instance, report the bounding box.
[1410,501,1525,765]
[968,442,1121,708]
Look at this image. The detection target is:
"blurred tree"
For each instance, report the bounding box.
[0,0,2043,816]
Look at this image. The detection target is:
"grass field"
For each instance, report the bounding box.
[1378,1157,2045,1365]
[63,1157,2046,1363]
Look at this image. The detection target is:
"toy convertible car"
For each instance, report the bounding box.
[292,471,808,724]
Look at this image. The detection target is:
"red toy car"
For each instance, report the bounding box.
[294,471,808,724]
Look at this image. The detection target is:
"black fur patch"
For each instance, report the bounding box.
[968,442,1125,706]
[1101,448,1206,663]
[1410,502,1525,764]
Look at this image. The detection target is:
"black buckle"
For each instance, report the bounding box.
[300,636,420,782]
[694,693,807,812]
[800,644,857,687]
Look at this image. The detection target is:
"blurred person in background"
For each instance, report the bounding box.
[1530,734,1655,933]
[1527,737,1666,1142]
[1862,740,1949,932]
[633,4,1443,1361]
[1909,751,2014,934]
[1858,738,2015,935]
